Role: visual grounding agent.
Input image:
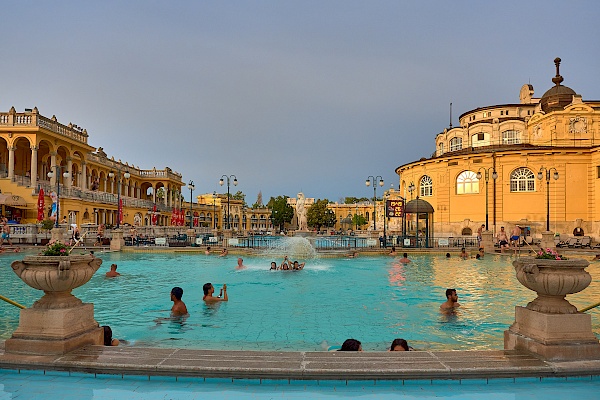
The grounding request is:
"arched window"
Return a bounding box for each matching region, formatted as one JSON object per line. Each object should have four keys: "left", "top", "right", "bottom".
{"left": 420, "top": 176, "right": 433, "bottom": 197}
{"left": 510, "top": 167, "right": 535, "bottom": 192}
{"left": 502, "top": 130, "right": 521, "bottom": 144}
{"left": 450, "top": 137, "right": 462, "bottom": 152}
{"left": 456, "top": 171, "right": 479, "bottom": 194}
{"left": 438, "top": 142, "right": 444, "bottom": 155}
{"left": 461, "top": 227, "right": 472, "bottom": 236}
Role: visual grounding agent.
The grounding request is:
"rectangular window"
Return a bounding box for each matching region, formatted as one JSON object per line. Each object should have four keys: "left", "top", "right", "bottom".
{"left": 597, "top": 166, "right": 600, "bottom": 178}
{"left": 478, "top": 133, "right": 484, "bottom": 141}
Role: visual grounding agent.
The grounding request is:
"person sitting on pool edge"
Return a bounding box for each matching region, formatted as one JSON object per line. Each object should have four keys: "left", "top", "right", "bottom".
{"left": 203, "top": 282, "right": 228, "bottom": 302}
{"left": 102, "top": 325, "right": 120, "bottom": 346}
{"left": 339, "top": 338, "right": 362, "bottom": 351}
{"left": 389, "top": 338, "right": 412, "bottom": 351}
{"left": 440, "top": 288, "right": 460, "bottom": 312}
{"left": 170, "top": 286, "right": 188, "bottom": 316}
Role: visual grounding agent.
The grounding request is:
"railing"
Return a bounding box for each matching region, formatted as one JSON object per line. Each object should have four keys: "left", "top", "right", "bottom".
{"left": 436, "top": 133, "right": 599, "bottom": 158}
{"left": 37, "top": 115, "right": 88, "bottom": 143}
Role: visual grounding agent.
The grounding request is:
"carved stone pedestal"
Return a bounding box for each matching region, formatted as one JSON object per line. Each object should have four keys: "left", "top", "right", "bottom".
{"left": 505, "top": 306, "right": 600, "bottom": 360}
{"left": 6, "top": 255, "right": 104, "bottom": 355}
{"left": 505, "top": 257, "right": 600, "bottom": 360}
{"left": 110, "top": 229, "right": 124, "bottom": 251}
{"left": 481, "top": 231, "right": 494, "bottom": 251}
{"left": 5, "top": 304, "right": 103, "bottom": 355}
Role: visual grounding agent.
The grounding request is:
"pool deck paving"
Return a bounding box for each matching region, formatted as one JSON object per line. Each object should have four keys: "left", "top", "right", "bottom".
{"left": 1, "top": 342, "right": 600, "bottom": 381}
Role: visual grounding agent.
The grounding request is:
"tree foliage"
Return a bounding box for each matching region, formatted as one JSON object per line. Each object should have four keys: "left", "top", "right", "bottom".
{"left": 232, "top": 191, "right": 246, "bottom": 206}
{"left": 266, "top": 196, "right": 294, "bottom": 230}
{"left": 344, "top": 197, "right": 370, "bottom": 204}
{"left": 352, "top": 214, "right": 367, "bottom": 229}
{"left": 307, "top": 199, "right": 336, "bottom": 231}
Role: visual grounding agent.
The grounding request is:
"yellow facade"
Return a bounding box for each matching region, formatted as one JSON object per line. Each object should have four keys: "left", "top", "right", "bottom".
{"left": 396, "top": 59, "right": 600, "bottom": 240}
{"left": 0, "top": 107, "right": 184, "bottom": 227}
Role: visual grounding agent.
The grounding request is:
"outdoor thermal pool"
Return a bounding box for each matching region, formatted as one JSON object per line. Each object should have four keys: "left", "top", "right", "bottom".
{"left": 1, "top": 250, "right": 599, "bottom": 351}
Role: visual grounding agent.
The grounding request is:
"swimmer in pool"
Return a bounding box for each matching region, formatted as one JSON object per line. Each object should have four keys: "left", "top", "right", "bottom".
{"left": 203, "top": 282, "right": 228, "bottom": 302}
{"left": 105, "top": 263, "right": 121, "bottom": 277}
{"left": 270, "top": 261, "right": 278, "bottom": 270}
{"left": 235, "top": 257, "right": 246, "bottom": 269}
{"left": 291, "top": 260, "right": 305, "bottom": 270}
{"left": 440, "top": 288, "right": 460, "bottom": 313}
{"left": 170, "top": 286, "right": 188, "bottom": 316}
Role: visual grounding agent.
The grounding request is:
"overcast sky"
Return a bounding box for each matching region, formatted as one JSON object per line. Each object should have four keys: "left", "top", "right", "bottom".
{"left": 2, "top": 1, "right": 599, "bottom": 203}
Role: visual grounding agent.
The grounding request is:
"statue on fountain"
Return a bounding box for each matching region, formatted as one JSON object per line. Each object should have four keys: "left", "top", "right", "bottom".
{"left": 297, "top": 192, "right": 308, "bottom": 231}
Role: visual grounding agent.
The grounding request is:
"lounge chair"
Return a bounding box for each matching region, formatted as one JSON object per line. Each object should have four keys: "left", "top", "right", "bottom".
{"left": 574, "top": 236, "right": 591, "bottom": 248}
{"left": 567, "top": 238, "right": 581, "bottom": 248}
{"left": 556, "top": 238, "right": 570, "bottom": 248}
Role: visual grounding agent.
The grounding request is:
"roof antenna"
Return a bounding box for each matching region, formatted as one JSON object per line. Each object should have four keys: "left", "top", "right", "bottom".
{"left": 449, "top": 102, "right": 453, "bottom": 128}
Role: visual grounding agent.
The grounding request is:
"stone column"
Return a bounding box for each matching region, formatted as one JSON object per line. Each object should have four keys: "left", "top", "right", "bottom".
{"left": 481, "top": 230, "right": 494, "bottom": 251}
{"left": 29, "top": 145, "right": 38, "bottom": 187}
{"left": 540, "top": 231, "right": 555, "bottom": 250}
{"left": 7, "top": 146, "right": 15, "bottom": 180}
{"left": 110, "top": 229, "right": 124, "bottom": 251}
{"left": 66, "top": 157, "right": 73, "bottom": 188}
{"left": 81, "top": 162, "right": 87, "bottom": 190}
{"left": 49, "top": 152, "right": 57, "bottom": 186}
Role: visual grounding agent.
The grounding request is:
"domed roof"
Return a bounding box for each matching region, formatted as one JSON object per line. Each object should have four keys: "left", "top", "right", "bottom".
{"left": 540, "top": 58, "right": 577, "bottom": 113}
{"left": 404, "top": 198, "right": 434, "bottom": 214}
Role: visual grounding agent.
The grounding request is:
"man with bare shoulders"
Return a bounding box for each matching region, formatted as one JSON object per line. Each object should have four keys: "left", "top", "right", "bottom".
{"left": 440, "top": 288, "right": 461, "bottom": 312}
{"left": 398, "top": 253, "right": 411, "bottom": 264}
{"left": 105, "top": 263, "right": 121, "bottom": 277}
{"left": 496, "top": 226, "right": 509, "bottom": 253}
{"left": 205, "top": 246, "right": 211, "bottom": 255}
{"left": 235, "top": 257, "right": 246, "bottom": 269}
{"left": 219, "top": 248, "right": 228, "bottom": 257}
{"left": 170, "top": 286, "right": 188, "bottom": 316}
{"left": 203, "top": 282, "right": 228, "bottom": 302}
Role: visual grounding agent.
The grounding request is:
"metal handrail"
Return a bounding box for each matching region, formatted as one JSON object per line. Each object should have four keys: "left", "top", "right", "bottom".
{"left": 0, "top": 294, "right": 26, "bottom": 309}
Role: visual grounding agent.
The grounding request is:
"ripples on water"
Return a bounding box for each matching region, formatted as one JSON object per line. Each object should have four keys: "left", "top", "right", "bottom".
{"left": 1, "top": 251, "right": 599, "bottom": 352}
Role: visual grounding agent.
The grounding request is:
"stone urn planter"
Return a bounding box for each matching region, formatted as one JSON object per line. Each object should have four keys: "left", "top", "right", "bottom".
{"left": 5, "top": 254, "right": 104, "bottom": 355}
{"left": 513, "top": 256, "right": 591, "bottom": 314}
{"left": 505, "top": 256, "right": 600, "bottom": 360}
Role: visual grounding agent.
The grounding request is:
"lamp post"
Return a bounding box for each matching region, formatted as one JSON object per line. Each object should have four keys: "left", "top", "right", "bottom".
{"left": 108, "top": 169, "right": 130, "bottom": 228}
{"left": 365, "top": 175, "right": 384, "bottom": 230}
{"left": 537, "top": 166, "right": 559, "bottom": 232}
{"left": 188, "top": 181, "right": 195, "bottom": 229}
{"left": 219, "top": 175, "right": 237, "bottom": 230}
{"left": 407, "top": 182, "right": 415, "bottom": 200}
{"left": 47, "top": 165, "right": 70, "bottom": 228}
{"left": 383, "top": 192, "right": 388, "bottom": 248}
{"left": 476, "top": 167, "right": 498, "bottom": 231}
{"left": 212, "top": 191, "right": 217, "bottom": 229}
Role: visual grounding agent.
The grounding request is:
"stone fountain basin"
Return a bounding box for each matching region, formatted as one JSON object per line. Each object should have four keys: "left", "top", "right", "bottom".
{"left": 11, "top": 255, "right": 102, "bottom": 293}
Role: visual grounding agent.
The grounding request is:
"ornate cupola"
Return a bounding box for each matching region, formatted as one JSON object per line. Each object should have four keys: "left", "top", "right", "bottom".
{"left": 540, "top": 57, "right": 576, "bottom": 113}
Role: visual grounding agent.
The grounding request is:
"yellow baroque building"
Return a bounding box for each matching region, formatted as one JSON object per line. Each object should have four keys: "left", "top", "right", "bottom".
{"left": 396, "top": 58, "right": 600, "bottom": 241}
{"left": 0, "top": 107, "right": 185, "bottom": 227}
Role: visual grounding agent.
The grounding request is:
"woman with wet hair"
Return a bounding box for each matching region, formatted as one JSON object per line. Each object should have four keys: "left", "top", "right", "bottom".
{"left": 102, "top": 326, "right": 119, "bottom": 346}
{"left": 389, "top": 338, "right": 410, "bottom": 351}
{"left": 339, "top": 338, "right": 362, "bottom": 351}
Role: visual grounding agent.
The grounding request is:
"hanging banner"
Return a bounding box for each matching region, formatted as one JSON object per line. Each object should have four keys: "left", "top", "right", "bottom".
{"left": 386, "top": 199, "right": 404, "bottom": 218}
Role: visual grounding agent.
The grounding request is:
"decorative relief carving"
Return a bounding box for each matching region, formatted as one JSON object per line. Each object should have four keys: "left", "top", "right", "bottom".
{"left": 569, "top": 116, "right": 587, "bottom": 134}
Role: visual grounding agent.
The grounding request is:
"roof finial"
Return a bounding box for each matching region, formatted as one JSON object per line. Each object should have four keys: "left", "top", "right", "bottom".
{"left": 552, "top": 57, "right": 563, "bottom": 86}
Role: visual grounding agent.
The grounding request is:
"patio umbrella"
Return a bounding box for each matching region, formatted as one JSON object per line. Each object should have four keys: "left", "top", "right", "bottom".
{"left": 151, "top": 204, "right": 158, "bottom": 225}
{"left": 37, "top": 189, "right": 45, "bottom": 221}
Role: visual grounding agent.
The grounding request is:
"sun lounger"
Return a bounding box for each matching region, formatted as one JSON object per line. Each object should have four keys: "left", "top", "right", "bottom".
{"left": 574, "top": 236, "right": 591, "bottom": 248}
{"left": 567, "top": 238, "right": 581, "bottom": 248}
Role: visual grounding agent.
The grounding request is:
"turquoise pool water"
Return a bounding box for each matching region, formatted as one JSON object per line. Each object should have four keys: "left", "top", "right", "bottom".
{"left": 1, "top": 369, "right": 599, "bottom": 400}
{"left": 1, "top": 251, "right": 599, "bottom": 351}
